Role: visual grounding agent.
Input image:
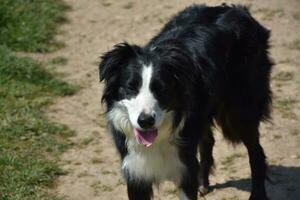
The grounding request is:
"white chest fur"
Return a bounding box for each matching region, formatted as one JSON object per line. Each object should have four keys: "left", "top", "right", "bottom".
{"left": 107, "top": 98, "right": 186, "bottom": 185}
{"left": 122, "top": 139, "right": 185, "bottom": 185}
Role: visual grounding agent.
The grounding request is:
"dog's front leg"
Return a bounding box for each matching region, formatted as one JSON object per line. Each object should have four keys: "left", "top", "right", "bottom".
{"left": 178, "top": 150, "right": 200, "bottom": 200}
{"left": 126, "top": 178, "right": 153, "bottom": 200}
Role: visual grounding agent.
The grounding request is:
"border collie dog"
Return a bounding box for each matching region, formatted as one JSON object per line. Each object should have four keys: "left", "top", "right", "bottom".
{"left": 99, "top": 4, "right": 272, "bottom": 200}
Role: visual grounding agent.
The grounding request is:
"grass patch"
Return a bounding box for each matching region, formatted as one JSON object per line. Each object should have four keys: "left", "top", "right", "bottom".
{"left": 101, "top": 170, "right": 117, "bottom": 176}
{"left": 50, "top": 57, "right": 68, "bottom": 66}
{"left": 122, "top": 2, "right": 134, "bottom": 9}
{"left": 220, "top": 153, "right": 244, "bottom": 173}
{"left": 0, "top": 46, "right": 76, "bottom": 200}
{"left": 77, "top": 172, "right": 90, "bottom": 178}
{"left": 91, "top": 158, "right": 103, "bottom": 164}
{"left": 277, "top": 58, "right": 292, "bottom": 64}
{"left": 287, "top": 39, "right": 300, "bottom": 50}
{"left": 273, "top": 134, "right": 283, "bottom": 140}
{"left": 101, "top": 1, "right": 112, "bottom": 7}
{"left": 292, "top": 12, "right": 300, "bottom": 20}
{"left": 91, "top": 181, "right": 113, "bottom": 194}
{"left": 0, "top": 0, "right": 70, "bottom": 53}
{"left": 50, "top": 56, "right": 68, "bottom": 65}
{"left": 80, "top": 137, "right": 94, "bottom": 147}
{"left": 291, "top": 130, "right": 299, "bottom": 136}
{"left": 274, "top": 97, "right": 297, "bottom": 119}
{"left": 273, "top": 71, "right": 294, "bottom": 82}
{"left": 0, "top": 48, "right": 76, "bottom": 97}
{"left": 0, "top": 1, "right": 76, "bottom": 199}
{"left": 221, "top": 153, "right": 244, "bottom": 167}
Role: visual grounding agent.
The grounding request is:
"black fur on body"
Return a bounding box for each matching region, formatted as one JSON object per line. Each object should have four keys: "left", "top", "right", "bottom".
{"left": 99, "top": 4, "right": 272, "bottom": 200}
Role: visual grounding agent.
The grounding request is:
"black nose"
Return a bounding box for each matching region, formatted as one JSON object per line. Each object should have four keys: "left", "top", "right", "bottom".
{"left": 137, "top": 112, "right": 155, "bottom": 129}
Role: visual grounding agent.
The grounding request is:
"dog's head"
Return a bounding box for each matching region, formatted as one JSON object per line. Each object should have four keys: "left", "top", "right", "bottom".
{"left": 99, "top": 42, "right": 195, "bottom": 147}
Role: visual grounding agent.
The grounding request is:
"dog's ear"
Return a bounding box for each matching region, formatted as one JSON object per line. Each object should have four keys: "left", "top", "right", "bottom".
{"left": 99, "top": 42, "right": 140, "bottom": 82}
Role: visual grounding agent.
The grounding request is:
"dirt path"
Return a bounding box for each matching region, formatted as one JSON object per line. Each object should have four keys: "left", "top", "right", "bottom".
{"left": 47, "top": 0, "right": 300, "bottom": 199}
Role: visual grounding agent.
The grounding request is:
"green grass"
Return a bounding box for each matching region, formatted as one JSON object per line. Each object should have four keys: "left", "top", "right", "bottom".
{"left": 287, "top": 39, "right": 300, "bottom": 50}
{"left": 91, "top": 181, "right": 113, "bottom": 194}
{"left": 0, "top": 46, "right": 76, "bottom": 200}
{"left": 122, "top": 2, "right": 134, "bottom": 9}
{"left": 273, "top": 71, "right": 294, "bottom": 82}
{"left": 0, "top": 48, "right": 76, "bottom": 97}
{"left": 80, "top": 137, "right": 94, "bottom": 147}
{"left": 274, "top": 97, "right": 297, "bottom": 119}
{"left": 0, "top": 1, "right": 77, "bottom": 199}
{"left": 50, "top": 57, "right": 68, "bottom": 66}
{"left": 221, "top": 153, "right": 244, "bottom": 167}
{"left": 0, "top": 0, "right": 69, "bottom": 53}
{"left": 101, "top": 1, "right": 112, "bottom": 7}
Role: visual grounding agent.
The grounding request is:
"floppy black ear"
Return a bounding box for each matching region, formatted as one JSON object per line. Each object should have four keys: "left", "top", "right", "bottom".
{"left": 99, "top": 42, "right": 140, "bottom": 82}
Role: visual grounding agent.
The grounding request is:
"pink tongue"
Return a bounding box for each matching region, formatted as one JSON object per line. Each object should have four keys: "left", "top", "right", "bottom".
{"left": 134, "top": 128, "right": 158, "bottom": 147}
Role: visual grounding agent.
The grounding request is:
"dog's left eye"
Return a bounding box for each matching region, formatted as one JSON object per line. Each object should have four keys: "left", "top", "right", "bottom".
{"left": 126, "top": 86, "right": 137, "bottom": 92}
{"left": 118, "top": 86, "right": 137, "bottom": 99}
{"left": 126, "top": 79, "right": 140, "bottom": 92}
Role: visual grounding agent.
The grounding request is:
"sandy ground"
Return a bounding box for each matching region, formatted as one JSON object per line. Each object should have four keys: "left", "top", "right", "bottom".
{"left": 43, "top": 0, "right": 300, "bottom": 199}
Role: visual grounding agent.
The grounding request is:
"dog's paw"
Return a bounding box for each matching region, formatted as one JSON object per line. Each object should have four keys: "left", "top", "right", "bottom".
{"left": 199, "top": 186, "right": 209, "bottom": 196}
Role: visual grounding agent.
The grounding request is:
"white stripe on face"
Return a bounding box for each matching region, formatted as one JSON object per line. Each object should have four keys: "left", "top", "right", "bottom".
{"left": 121, "top": 64, "right": 164, "bottom": 130}
{"left": 138, "top": 65, "right": 155, "bottom": 114}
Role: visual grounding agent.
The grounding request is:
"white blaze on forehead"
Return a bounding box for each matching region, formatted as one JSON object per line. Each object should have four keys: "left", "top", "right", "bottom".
{"left": 139, "top": 65, "right": 155, "bottom": 113}
{"left": 121, "top": 64, "right": 164, "bottom": 130}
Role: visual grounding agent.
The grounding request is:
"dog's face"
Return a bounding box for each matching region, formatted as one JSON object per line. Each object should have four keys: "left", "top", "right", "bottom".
{"left": 100, "top": 43, "right": 192, "bottom": 147}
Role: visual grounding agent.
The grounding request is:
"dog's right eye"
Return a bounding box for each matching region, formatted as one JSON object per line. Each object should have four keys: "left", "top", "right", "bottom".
{"left": 126, "top": 86, "right": 137, "bottom": 93}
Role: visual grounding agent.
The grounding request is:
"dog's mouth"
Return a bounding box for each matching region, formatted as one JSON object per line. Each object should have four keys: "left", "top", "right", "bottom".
{"left": 133, "top": 128, "right": 158, "bottom": 147}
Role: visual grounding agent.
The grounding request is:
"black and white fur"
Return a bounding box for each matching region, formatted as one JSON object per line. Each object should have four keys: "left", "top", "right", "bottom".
{"left": 99, "top": 4, "right": 272, "bottom": 200}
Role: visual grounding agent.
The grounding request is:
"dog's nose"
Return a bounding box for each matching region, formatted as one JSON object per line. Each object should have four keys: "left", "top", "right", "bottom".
{"left": 137, "top": 112, "right": 155, "bottom": 129}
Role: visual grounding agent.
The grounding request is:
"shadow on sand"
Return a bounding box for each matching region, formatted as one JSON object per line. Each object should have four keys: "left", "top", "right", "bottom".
{"left": 210, "top": 165, "right": 300, "bottom": 200}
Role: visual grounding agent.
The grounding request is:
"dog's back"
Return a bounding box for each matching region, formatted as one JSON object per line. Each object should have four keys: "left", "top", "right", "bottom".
{"left": 147, "top": 4, "right": 272, "bottom": 125}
